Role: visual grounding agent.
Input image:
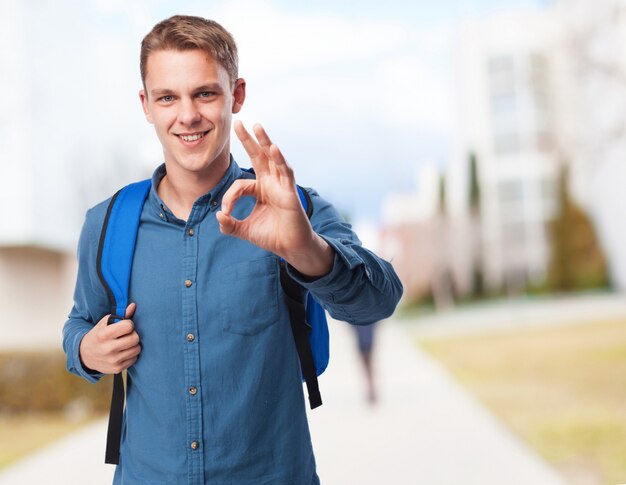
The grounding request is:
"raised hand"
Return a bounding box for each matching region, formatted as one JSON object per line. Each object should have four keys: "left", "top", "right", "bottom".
{"left": 216, "top": 121, "right": 334, "bottom": 277}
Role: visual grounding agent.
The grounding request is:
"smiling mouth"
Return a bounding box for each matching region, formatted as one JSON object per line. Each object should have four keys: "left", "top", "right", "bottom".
{"left": 176, "top": 131, "right": 209, "bottom": 142}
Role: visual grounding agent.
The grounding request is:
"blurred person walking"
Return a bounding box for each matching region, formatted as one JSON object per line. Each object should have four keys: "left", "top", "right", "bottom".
{"left": 353, "top": 322, "right": 379, "bottom": 404}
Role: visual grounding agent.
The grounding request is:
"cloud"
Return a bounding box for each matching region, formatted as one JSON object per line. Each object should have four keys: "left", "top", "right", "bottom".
{"left": 209, "top": 1, "right": 410, "bottom": 72}
{"left": 197, "top": 0, "right": 456, "bottom": 135}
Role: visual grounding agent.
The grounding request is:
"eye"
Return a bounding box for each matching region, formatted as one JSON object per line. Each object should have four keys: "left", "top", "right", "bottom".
{"left": 197, "top": 91, "right": 216, "bottom": 99}
{"left": 159, "top": 95, "right": 174, "bottom": 103}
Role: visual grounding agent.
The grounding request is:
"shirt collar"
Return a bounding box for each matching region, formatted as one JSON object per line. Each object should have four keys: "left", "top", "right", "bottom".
{"left": 147, "top": 155, "right": 244, "bottom": 224}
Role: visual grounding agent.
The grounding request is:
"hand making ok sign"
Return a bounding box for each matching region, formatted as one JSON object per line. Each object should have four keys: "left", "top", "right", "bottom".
{"left": 216, "top": 121, "right": 334, "bottom": 277}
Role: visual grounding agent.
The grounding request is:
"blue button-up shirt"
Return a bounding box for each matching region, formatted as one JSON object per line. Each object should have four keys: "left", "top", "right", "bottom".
{"left": 63, "top": 158, "right": 402, "bottom": 484}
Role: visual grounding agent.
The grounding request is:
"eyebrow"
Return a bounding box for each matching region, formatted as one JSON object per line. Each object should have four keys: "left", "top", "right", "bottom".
{"left": 151, "top": 88, "right": 176, "bottom": 97}
{"left": 194, "top": 84, "right": 223, "bottom": 92}
{"left": 150, "top": 84, "right": 223, "bottom": 97}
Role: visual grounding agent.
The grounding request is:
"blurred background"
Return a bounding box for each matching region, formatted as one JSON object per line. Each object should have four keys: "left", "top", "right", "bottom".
{"left": 1, "top": 0, "right": 625, "bottom": 484}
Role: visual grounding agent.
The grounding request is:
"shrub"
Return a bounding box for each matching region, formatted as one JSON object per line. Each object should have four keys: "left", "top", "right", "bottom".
{"left": 0, "top": 351, "right": 111, "bottom": 416}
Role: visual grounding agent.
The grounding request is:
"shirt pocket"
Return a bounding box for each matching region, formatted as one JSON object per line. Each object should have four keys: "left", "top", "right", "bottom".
{"left": 218, "top": 255, "right": 280, "bottom": 336}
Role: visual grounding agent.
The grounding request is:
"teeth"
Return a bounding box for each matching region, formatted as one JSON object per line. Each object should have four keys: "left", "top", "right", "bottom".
{"left": 180, "top": 132, "right": 205, "bottom": 142}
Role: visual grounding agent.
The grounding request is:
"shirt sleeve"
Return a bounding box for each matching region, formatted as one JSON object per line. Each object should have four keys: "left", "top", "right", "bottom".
{"left": 62, "top": 204, "right": 111, "bottom": 383}
{"left": 285, "top": 187, "right": 403, "bottom": 325}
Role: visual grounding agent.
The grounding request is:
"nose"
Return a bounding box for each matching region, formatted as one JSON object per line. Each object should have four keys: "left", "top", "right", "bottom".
{"left": 177, "top": 98, "right": 201, "bottom": 126}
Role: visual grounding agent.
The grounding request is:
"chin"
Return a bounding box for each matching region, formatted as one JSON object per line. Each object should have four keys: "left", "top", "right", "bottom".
{"left": 178, "top": 155, "right": 222, "bottom": 173}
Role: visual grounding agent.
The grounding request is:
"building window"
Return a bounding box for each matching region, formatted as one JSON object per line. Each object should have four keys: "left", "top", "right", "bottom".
{"left": 530, "top": 53, "right": 552, "bottom": 152}
{"left": 540, "top": 177, "right": 558, "bottom": 218}
{"left": 488, "top": 52, "right": 554, "bottom": 155}
{"left": 502, "top": 220, "right": 526, "bottom": 245}
{"left": 488, "top": 55, "right": 520, "bottom": 155}
{"left": 499, "top": 180, "right": 524, "bottom": 204}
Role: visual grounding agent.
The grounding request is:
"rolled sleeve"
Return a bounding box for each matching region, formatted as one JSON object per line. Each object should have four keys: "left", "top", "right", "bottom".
{"left": 285, "top": 234, "right": 364, "bottom": 296}
{"left": 64, "top": 322, "right": 104, "bottom": 383}
{"left": 62, "top": 203, "right": 111, "bottom": 384}
{"left": 284, "top": 188, "right": 403, "bottom": 324}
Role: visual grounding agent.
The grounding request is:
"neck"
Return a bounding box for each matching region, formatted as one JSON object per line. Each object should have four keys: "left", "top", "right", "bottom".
{"left": 157, "top": 156, "right": 231, "bottom": 221}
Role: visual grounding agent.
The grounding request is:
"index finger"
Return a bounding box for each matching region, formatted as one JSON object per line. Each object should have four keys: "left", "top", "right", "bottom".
{"left": 234, "top": 121, "right": 269, "bottom": 175}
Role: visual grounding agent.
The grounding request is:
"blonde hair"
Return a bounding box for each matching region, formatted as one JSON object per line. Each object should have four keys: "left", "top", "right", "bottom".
{"left": 140, "top": 15, "right": 238, "bottom": 87}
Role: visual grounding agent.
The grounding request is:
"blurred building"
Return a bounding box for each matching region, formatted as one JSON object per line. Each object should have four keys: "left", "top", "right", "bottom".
{"left": 380, "top": 165, "right": 459, "bottom": 307}
{"left": 450, "top": 2, "right": 626, "bottom": 294}
{"left": 388, "top": 2, "right": 626, "bottom": 302}
{"left": 451, "top": 9, "right": 561, "bottom": 292}
{"left": 0, "top": 0, "right": 85, "bottom": 349}
{"left": 0, "top": 247, "right": 78, "bottom": 350}
{"left": 382, "top": 10, "right": 565, "bottom": 301}
{"left": 0, "top": 1, "right": 153, "bottom": 349}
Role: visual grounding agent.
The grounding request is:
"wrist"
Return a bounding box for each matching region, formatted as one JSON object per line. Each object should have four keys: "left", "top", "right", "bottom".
{"left": 283, "top": 233, "right": 334, "bottom": 278}
{"left": 79, "top": 335, "right": 97, "bottom": 374}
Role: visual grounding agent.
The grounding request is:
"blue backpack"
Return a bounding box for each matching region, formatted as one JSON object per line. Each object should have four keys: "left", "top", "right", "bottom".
{"left": 98, "top": 177, "right": 329, "bottom": 465}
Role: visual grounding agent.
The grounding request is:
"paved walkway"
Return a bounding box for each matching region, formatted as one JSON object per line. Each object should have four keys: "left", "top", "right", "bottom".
{"left": 0, "top": 318, "right": 567, "bottom": 485}
{"left": 405, "top": 292, "right": 626, "bottom": 340}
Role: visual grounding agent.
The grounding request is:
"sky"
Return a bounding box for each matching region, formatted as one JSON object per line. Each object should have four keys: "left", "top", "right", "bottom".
{"left": 3, "top": 0, "right": 549, "bottom": 245}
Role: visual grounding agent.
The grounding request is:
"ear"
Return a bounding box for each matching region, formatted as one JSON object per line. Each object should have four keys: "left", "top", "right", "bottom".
{"left": 231, "top": 78, "right": 246, "bottom": 114}
{"left": 139, "top": 89, "right": 154, "bottom": 124}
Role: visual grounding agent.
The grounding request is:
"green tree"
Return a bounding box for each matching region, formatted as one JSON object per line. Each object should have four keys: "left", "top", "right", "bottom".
{"left": 469, "top": 152, "right": 481, "bottom": 213}
{"left": 548, "top": 166, "right": 610, "bottom": 291}
{"left": 468, "top": 152, "right": 485, "bottom": 298}
{"left": 438, "top": 173, "right": 446, "bottom": 215}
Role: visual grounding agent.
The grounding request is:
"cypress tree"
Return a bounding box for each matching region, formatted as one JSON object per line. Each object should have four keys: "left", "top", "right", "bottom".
{"left": 548, "top": 166, "right": 610, "bottom": 291}
{"left": 468, "top": 152, "right": 485, "bottom": 297}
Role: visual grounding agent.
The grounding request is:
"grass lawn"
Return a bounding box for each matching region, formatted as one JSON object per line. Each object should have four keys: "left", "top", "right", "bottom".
{"left": 0, "top": 414, "right": 97, "bottom": 470}
{"left": 417, "top": 319, "right": 626, "bottom": 485}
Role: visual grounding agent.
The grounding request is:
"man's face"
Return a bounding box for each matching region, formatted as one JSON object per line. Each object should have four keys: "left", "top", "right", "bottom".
{"left": 140, "top": 49, "right": 245, "bottom": 177}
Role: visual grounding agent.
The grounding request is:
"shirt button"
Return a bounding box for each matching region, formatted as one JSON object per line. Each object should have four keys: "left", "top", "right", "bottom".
{"left": 187, "top": 228, "right": 195, "bottom": 236}
{"left": 211, "top": 200, "right": 218, "bottom": 208}
{"left": 187, "top": 333, "right": 195, "bottom": 342}
{"left": 189, "top": 386, "right": 198, "bottom": 396}
{"left": 191, "top": 441, "right": 199, "bottom": 450}
{"left": 159, "top": 212, "right": 165, "bottom": 219}
{"left": 185, "top": 279, "right": 193, "bottom": 288}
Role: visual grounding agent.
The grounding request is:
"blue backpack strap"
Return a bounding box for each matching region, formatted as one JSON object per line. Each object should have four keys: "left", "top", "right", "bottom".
{"left": 294, "top": 186, "right": 329, "bottom": 375}
{"left": 297, "top": 184, "right": 313, "bottom": 218}
{"left": 306, "top": 295, "right": 329, "bottom": 376}
{"left": 96, "top": 179, "right": 151, "bottom": 465}
{"left": 97, "top": 179, "right": 152, "bottom": 323}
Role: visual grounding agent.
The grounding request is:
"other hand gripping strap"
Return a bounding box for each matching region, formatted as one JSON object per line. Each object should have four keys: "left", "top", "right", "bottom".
{"left": 96, "top": 179, "right": 151, "bottom": 465}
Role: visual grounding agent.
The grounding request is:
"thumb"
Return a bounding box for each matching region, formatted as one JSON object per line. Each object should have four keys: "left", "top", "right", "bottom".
{"left": 216, "top": 211, "right": 240, "bottom": 237}
{"left": 125, "top": 302, "right": 137, "bottom": 319}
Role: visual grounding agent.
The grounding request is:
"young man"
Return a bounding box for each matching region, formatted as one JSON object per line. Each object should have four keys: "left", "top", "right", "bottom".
{"left": 63, "top": 15, "right": 402, "bottom": 484}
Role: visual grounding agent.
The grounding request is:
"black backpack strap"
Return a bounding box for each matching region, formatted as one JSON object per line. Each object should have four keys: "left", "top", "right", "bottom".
{"left": 279, "top": 261, "right": 322, "bottom": 409}
{"left": 97, "top": 189, "right": 125, "bottom": 465}
{"left": 105, "top": 371, "right": 125, "bottom": 464}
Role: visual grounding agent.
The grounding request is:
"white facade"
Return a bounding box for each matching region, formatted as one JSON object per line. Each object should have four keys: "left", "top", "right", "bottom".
{"left": 0, "top": 1, "right": 156, "bottom": 349}
{"left": 0, "top": 248, "right": 77, "bottom": 350}
{"left": 453, "top": 10, "right": 563, "bottom": 291}
{"left": 451, "top": 3, "right": 626, "bottom": 292}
